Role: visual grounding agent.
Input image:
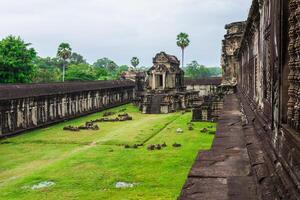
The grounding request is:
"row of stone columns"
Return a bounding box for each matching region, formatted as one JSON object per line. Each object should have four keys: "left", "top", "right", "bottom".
{"left": 0, "top": 88, "right": 134, "bottom": 136}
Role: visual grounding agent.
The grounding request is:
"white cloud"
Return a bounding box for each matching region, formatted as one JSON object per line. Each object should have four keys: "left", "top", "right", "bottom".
{"left": 0, "top": 0, "right": 252, "bottom": 66}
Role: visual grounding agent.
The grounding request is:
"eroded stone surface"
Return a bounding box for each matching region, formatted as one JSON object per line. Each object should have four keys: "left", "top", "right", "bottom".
{"left": 178, "top": 94, "right": 257, "bottom": 200}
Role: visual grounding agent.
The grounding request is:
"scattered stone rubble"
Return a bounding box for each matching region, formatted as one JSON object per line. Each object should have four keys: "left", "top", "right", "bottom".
{"left": 63, "top": 126, "right": 80, "bottom": 132}
{"left": 78, "top": 122, "right": 99, "bottom": 130}
{"left": 103, "top": 111, "right": 115, "bottom": 117}
{"left": 200, "top": 128, "right": 208, "bottom": 133}
{"left": 63, "top": 113, "right": 132, "bottom": 132}
{"left": 172, "top": 143, "right": 182, "bottom": 148}
{"left": 92, "top": 113, "right": 133, "bottom": 123}
{"left": 176, "top": 128, "right": 183, "bottom": 133}
{"left": 188, "top": 123, "right": 194, "bottom": 131}
{"left": 23, "top": 181, "right": 55, "bottom": 190}
{"left": 147, "top": 142, "right": 167, "bottom": 151}
{"left": 124, "top": 144, "right": 143, "bottom": 149}
{"left": 63, "top": 121, "right": 99, "bottom": 132}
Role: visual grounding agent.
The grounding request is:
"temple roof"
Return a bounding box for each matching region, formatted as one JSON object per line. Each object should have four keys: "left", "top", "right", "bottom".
{"left": 0, "top": 80, "right": 135, "bottom": 100}
{"left": 153, "top": 51, "right": 180, "bottom": 65}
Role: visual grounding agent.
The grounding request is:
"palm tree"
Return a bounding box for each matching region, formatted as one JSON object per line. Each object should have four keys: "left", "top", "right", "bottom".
{"left": 57, "top": 43, "right": 72, "bottom": 82}
{"left": 176, "top": 33, "right": 190, "bottom": 68}
{"left": 131, "top": 57, "right": 140, "bottom": 70}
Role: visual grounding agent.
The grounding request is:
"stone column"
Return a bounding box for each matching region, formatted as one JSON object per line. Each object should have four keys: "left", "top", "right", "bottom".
{"left": 152, "top": 74, "right": 156, "bottom": 89}
{"left": 163, "top": 73, "right": 166, "bottom": 89}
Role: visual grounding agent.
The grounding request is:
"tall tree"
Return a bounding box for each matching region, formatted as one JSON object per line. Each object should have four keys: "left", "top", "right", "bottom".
{"left": 0, "top": 35, "right": 37, "bottom": 83}
{"left": 130, "top": 57, "right": 139, "bottom": 70}
{"left": 176, "top": 32, "right": 190, "bottom": 68}
{"left": 57, "top": 43, "right": 72, "bottom": 82}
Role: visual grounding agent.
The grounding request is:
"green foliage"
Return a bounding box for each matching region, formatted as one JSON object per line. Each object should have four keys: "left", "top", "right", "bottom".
{"left": 92, "top": 58, "right": 131, "bottom": 80}
{"left": 0, "top": 36, "right": 149, "bottom": 83}
{"left": 0, "top": 35, "right": 37, "bottom": 83}
{"left": 94, "top": 66, "right": 109, "bottom": 79}
{"left": 176, "top": 32, "right": 190, "bottom": 68}
{"left": 33, "top": 57, "right": 61, "bottom": 82}
{"left": 69, "top": 52, "right": 87, "bottom": 65}
{"left": 184, "top": 61, "right": 222, "bottom": 78}
{"left": 65, "top": 63, "right": 97, "bottom": 81}
{"left": 57, "top": 42, "right": 72, "bottom": 82}
{"left": 118, "top": 64, "right": 129, "bottom": 72}
{"left": 93, "top": 57, "right": 118, "bottom": 73}
{"left": 57, "top": 43, "right": 72, "bottom": 60}
{"left": 176, "top": 32, "right": 190, "bottom": 50}
{"left": 207, "top": 67, "right": 222, "bottom": 77}
{"left": 130, "top": 57, "right": 139, "bottom": 69}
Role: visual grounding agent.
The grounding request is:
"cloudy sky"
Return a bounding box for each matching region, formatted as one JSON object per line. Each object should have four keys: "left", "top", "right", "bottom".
{"left": 0, "top": 0, "right": 252, "bottom": 67}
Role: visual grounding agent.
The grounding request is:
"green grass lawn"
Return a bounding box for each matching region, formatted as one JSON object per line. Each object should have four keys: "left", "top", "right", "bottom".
{"left": 0, "top": 104, "right": 215, "bottom": 200}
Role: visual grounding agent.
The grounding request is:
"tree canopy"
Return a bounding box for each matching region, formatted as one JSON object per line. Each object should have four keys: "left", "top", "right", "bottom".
{"left": 93, "top": 58, "right": 118, "bottom": 73}
{"left": 184, "top": 61, "right": 221, "bottom": 78}
{"left": 33, "top": 57, "right": 61, "bottom": 83}
{"left": 57, "top": 42, "right": 72, "bottom": 82}
{"left": 0, "top": 35, "right": 221, "bottom": 84}
{"left": 0, "top": 35, "right": 37, "bottom": 83}
{"left": 176, "top": 33, "right": 190, "bottom": 50}
{"left": 176, "top": 32, "right": 190, "bottom": 68}
{"left": 70, "top": 52, "right": 87, "bottom": 65}
{"left": 65, "top": 63, "right": 97, "bottom": 81}
{"left": 131, "top": 57, "right": 139, "bottom": 69}
{"left": 57, "top": 43, "right": 72, "bottom": 61}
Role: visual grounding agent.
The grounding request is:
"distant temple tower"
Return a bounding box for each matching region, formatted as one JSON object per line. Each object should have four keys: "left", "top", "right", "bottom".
{"left": 141, "top": 52, "right": 197, "bottom": 114}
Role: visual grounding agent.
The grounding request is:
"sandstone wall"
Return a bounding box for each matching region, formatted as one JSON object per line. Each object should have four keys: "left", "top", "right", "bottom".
{"left": 185, "top": 77, "right": 221, "bottom": 96}
{"left": 235, "top": 0, "right": 300, "bottom": 198}
{"left": 221, "top": 21, "right": 246, "bottom": 85}
{"left": 0, "top": 80, "right": 135, "bottom": 137}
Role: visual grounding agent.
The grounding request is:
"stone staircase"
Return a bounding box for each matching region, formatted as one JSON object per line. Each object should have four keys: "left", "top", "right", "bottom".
{"left": 150, "top": 95, "right": 163, "bottom": 114}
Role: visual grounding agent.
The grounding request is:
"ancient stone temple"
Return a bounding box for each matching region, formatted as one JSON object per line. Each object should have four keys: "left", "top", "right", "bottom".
{"left": 140, "top": 52, "right": 198, "bottom": 114}
{"left": 179, "top": 0, "right": 300, "bottom": 199}
{"left": 221, "top": 21, "right": 246, "bottom": 88}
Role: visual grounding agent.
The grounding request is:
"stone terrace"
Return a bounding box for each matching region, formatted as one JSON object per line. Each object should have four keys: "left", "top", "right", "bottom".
{"left": 178, "top": 94, "right": 281, "bottom": 200}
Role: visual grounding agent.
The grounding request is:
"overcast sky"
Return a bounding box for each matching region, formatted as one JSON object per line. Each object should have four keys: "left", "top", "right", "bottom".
{"left": 0, "top": 0, "right": 252, "bottom": 67}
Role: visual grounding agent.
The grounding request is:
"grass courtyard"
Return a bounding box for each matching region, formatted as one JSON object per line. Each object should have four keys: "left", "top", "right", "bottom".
{"left": 0, "top": 104, "right": 215, "bottom": 200}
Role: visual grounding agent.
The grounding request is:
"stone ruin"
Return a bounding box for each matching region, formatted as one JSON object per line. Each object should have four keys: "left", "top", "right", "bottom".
{"left": 220, "top": 21, "right": 246, "bottom": 93}
{"left": 63, "top": 121, "right": 99, "bottom": 132}
{"left": 63, "top": 112, "right": 132, "bottom": 132}
{"left": 192, "top": 95, "right": 223, "bottom": 122}
{"left": 0, "top": 80, "right": 135, "bottom": 137}
{"left": 179, "top": 1, "right": 300, "bottom": 199}
{"left": 92, "top": 113, "right": 133, "bottom": 122}
{"left": 137, "top": 52, "right": 199, "bottom": 114}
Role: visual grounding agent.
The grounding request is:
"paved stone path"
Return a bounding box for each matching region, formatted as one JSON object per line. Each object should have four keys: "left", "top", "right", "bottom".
{"left": 178, "top": 94, "right": 258, "bottom": 200}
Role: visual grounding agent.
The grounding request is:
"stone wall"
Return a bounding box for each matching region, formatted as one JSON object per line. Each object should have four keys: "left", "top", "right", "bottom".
{"left": 185, "top": 77, "right": 221, "bottom": 96}
{"left": 221, "top": 21, "right": 246, "bottom": 86}
{"left": 0, "top": 80, "right": 135, "bottom": 137}
{"left": 192, "top": 95, "right": 223, "bottom": 122}
{"left": 233, "top": 0, "right": 300, "bottom": 198}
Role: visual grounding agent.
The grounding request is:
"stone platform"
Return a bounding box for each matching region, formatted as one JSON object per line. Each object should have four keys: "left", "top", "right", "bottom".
{"left": 178, "top": 94, "right": 281, "bottom": 200}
